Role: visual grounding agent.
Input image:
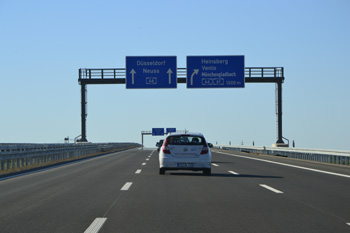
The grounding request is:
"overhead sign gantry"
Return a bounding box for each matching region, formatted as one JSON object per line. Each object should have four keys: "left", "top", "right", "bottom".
{"left": 78, "top": 55, "right": 286, "bottom": 147}
{"left": 141, "top": 128, "right": 178, "bottom": 147}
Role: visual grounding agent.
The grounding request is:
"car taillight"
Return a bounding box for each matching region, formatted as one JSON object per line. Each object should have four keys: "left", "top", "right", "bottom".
{"left": 162, "top": 139, "right": 171, "bottom": 154}
{"left": 200, "top": 139, "right": 209, "bottom": 155}
{"left": 200, "top": 146, "right": 209, "bottom": 154}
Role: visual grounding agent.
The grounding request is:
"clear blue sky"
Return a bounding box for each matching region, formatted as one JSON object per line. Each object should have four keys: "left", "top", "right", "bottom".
{"left": 1, "top": 0, "right": 349, "bottom": 150}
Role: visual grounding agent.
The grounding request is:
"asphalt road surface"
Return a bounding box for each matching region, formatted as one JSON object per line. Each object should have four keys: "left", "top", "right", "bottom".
{"left": 1, "top": 148, "right": 350, "bottom": 233}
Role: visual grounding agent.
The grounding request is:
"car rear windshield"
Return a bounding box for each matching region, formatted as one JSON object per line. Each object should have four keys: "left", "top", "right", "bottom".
{"left": 167, "top": 135, "right": 206, "bottom": 145}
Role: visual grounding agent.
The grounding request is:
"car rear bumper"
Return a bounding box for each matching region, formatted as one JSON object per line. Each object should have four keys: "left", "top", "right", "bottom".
{"left": 159, "top": 158, "right": 211, "bottom": 169}
{"left": 160, "top": 167, "right": 210, "bottom": 172}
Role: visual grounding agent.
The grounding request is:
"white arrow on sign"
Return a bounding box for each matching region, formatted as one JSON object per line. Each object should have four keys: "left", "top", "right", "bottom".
{"left": 190, "top": 69, "right": 199, "bottom": 85}
{"left": 130, "top": 69, "right": 136, "bottom": 85}
{"left": 167, "top": 68, "right": 173, "bottom": 84}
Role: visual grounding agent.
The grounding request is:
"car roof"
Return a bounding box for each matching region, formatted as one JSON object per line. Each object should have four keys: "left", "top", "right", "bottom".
{"left": 166, "top": 132, "right": 204, "bottom": 137}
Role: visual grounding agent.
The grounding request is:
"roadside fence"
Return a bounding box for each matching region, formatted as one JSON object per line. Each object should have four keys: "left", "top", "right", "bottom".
{"left": 0, "top": 143, "right": 141, "bottom": 174}
{"left": 216, "top": 145, "right": 350, "bottom": 166}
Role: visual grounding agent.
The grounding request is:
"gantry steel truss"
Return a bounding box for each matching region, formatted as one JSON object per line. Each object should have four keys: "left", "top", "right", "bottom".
{"left": 78, "top": 67, "right": 286, "bottom": 146}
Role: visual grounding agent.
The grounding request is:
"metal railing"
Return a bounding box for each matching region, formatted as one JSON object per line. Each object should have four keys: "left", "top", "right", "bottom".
{"left": 79, "top": 68, "right": 126, "bottom": 79}
{"left": 245, "top": 67, "right": 284, "bottom": 78}
{"left": 0, "top": 143, "right": 141, "bottom": 174}
{"left": 216, "top": 146, "right": 350, "bottom": 166}
{"left": 79, "top": 67, "right": 284, "bottom": 80}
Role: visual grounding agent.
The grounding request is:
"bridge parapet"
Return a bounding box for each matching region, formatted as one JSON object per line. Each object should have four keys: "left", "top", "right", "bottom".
{"left": 0, "top": 143, "right": 141, "bottom": 175}
{"left": 216, "top": 145, "right": 350, "bottom": 166}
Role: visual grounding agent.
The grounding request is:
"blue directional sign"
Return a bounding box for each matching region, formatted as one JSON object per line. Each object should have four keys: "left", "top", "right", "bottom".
{"left": 152, "top": 128, "right": 165, "bottom": 136}
{"left": 166, "top": 128, "right": 176, "bottom": 134}
{"left": 126, "top": 56, "right": 177, "bottom": 89}
{"left": 186, "top": 56, "right": 245, "bottom": 88}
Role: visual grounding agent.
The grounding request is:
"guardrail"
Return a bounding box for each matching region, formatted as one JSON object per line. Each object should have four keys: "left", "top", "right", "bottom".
{"left": 215, "top": 145, "right": 350, "bottom": 166}
{"left": 0, "top": 143, "right": 141, "bottom": 174}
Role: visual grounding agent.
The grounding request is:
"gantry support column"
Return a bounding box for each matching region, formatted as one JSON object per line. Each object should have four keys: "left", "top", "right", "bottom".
{"left": 275, "top": 80, "right": 286, "bottom": 146}
{"left": 80, "top": 83, "right": 88, "bottom": 142}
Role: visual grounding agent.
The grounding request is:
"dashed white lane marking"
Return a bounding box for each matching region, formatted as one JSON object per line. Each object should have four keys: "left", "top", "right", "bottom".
{"left": 228, "top": 170, "right": 239, "bottom": 175}
{"left": 216, "top": 151, "right": 350, "bottom": 179}
{"left": 135, "top": 169, "right": 142, "bottom": 174}
{"left": 84, "top": 218, "right": 107, "bottom": 233}
{"left": 347, "top": 222, "right": 350, "bottom": 226}
{"left": 146, "top": 158, "right": 149, "bottom": 161}
{"left": 121, "top": 182, "right": 133, "bottom": 191}
{"left": 148, "top": 155, "right": 151, "bottom": 158}
{"left": 212, "top": 163, "right": 219, "bottom": 167}
{"left": 142, "top": 163, "right": 146, "bottom": 166}
{"left": 260, "top": 184, "right": 283, "bottom": 194}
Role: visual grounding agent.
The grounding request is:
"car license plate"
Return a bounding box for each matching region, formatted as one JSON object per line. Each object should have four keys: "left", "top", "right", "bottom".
{"left": 177, "top": 163, "right": 194, "bottom": 168}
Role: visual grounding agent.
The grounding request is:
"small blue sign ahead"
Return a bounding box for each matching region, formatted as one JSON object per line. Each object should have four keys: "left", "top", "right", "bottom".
{"left": 187, "top": 56, "right": 245, "bottom": 88}
{"left": 126, "top": 56, "right": 177, "bottom": 89}
{"left": 166, "top": 128, "right": 176, "bottom": 134}
{"left": 152, "top": 128, "right": 165, "bottom": 136}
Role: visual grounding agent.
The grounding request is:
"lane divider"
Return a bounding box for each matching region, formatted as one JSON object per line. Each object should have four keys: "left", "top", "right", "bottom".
{"left": 84, "top": 218, "right": 107, "bottom": 233}
{"left": 98, "top": 151, "right": 151, "bottom": 221}
{"left": 212, "top": 163, "right": 219, "bottom": 167}
{"left": 135, "top": 169, "right": 142, "bottom": 174}
{"left": 260, "top": 184, "right": 283, "bottom": 194}
{"left": 121, "top": 182, "right": 133, "bottom": 191}
{"left": 228, "top": 170, "right": 239, "bottom": 175}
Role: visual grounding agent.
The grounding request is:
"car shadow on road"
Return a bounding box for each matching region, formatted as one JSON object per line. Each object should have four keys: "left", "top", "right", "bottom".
{"left": 169, "top": 172, "right": 283, "bottom": 179}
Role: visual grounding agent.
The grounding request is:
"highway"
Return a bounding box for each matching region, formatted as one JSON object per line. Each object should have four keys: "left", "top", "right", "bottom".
{"left": 1, "top": 148, "right": 350, "bottom": 233}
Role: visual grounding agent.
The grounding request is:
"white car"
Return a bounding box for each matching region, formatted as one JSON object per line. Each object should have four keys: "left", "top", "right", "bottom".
{"left": 159, "top": 132, "right": 212, "bottom": 175}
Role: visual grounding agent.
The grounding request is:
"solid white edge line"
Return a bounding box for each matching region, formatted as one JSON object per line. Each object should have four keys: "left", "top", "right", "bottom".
{"left": 260, "top": 184, "right": 284, "bottom": 194}
{"left": 84, "top": 218, "right": 107, "bottom": 233}
{"left": 135, "top": 169, "right": 142, "bottom": 174}
{"left": 212, "top": 163, "right": 219, "bottom": 167}
{"left": 228, "top": 170, "right": 239, "bottom": 175}
{"left": 216, "top": 151, "right": 350, "bottom": 179}
{"left": 121, "top": 182, "right": 133, "bottom": 191}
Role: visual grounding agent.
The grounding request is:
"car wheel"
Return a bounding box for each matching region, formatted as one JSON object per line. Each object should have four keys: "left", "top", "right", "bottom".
{"left": 159, "top": 168, "right": 165, "bottom": 175}
{"left": 203, "top": 168, "right": 211, "bottom": 176}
